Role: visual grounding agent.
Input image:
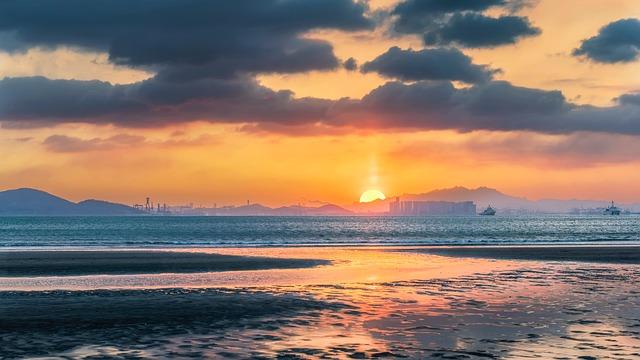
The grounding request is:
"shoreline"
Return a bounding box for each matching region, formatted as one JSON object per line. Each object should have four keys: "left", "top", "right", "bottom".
{"left": 2, "top": 244, "right": 639, "bottom": 278}
{"left": 404, "top": 245, "right": 640, "bottom": 264}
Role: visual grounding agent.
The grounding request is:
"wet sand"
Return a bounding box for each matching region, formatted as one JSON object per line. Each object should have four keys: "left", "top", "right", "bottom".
{"left": 0, "top": 250, "right": 329, "bottom": 277}
{"left": 405, "top": 245, "right": 640, "bottom": 264}
{"left": 1, "top": 247, "right": 640, "bottom": 359}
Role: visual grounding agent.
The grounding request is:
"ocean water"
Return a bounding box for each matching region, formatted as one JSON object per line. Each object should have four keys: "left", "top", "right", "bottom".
{"left": 0, "top": 215, "right": 639, "bottom": 248}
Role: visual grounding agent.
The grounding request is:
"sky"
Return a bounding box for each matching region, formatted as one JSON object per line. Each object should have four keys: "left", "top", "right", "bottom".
{"left": 1, "top": 0, "right": 640, "bottom": 206}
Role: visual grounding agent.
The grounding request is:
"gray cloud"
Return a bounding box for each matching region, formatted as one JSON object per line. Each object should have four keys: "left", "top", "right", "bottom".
{"left": 42, "top": 133, "right": 217, "bottom": 152}
{"left": 2, "top": 75, "right": 640, "bottom": 136}
{"left": 618, "top": 93, "right": 640, "bottom": 106}
{"left": 0, "top": 0, "right": 372, "bottom": 78}
{"left": 361, "top": 46, "right": 497, "bottom": 83}
{"left": 423, "top": 13, "right": 541, "bottom": 48}
{"left": 392, "top": 0, "right": 506, "bottom": 32}
{"left": 0, "top": 76, "right": 332, "bottom": 127}
{"left": 333, "top": 81, "right": 640, "bottom": 135}
{"left": 573, "top": 18, "right": 640, "bottom": 63}
{"left": 0, "top": 0, "right": 637, "bottom": 137}
{"left": 43, "top": 134, "right": 145, "bottom": 152}
{"left": 0, "top": 0, "right": 375, "bottom": 129}
{"left": 392, "top": 131, "right": 640, "bottom": 167}
{"left": 390, "top": 0, "right": 540, "bottom": 48}
{"left": 343, "top": 57, "right": 358, "bottom": 71}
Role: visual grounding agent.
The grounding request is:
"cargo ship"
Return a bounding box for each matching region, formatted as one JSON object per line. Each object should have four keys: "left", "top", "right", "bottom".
{"left": 480, "top": 205, "right": 496, "bottom": 216}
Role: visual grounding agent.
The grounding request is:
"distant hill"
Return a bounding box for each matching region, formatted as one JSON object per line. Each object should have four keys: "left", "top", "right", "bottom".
{"left": 272, "top": 204, "right": 353, "bottom": 216}
{"left": 350, "top": 186, "right": 639, "bottom": 214}
{"left": 3, "top": 186, "right": 637, "bottom": 216}
{"left": 201, "top": 203, "right": 353, "bottom": 216}
{"left": 0, "top": 188, "right": 143, "bottom": 215}
{"left": 76, "top": 199, "right": 144, "bottom": 215}
{"left": 220, "top": 203, "right": 274, "bottom": 216}
{"left": 400, "top": 186, "right": 531, "bottom": 209}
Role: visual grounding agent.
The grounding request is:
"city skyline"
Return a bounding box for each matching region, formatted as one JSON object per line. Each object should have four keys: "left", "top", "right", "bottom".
{"left": 1, "top": 0, "right": 640, "bottom": 205}
{"left": 1, "top": 185, "right": 637, "bottom": 216}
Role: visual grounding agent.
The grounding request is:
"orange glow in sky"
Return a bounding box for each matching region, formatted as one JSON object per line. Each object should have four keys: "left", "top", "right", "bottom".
{"left": 1, "top": 0, "right": 640, "bottom": 206}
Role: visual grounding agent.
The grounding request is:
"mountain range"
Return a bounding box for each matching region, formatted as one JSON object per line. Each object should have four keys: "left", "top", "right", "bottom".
{"left": 171, "top": 203, "right": 353, "bottom": 216}
{"left": 0, "top": 186, "right": 637, "bottom": 216}
{"left": 351, "top": 186, "right": 639, "bottom": 213}
{"left": 0, "top": 188, "right": 353, "bottom": 216}
{"left": 0, "top": 188, "right": 143, "bottom": 215}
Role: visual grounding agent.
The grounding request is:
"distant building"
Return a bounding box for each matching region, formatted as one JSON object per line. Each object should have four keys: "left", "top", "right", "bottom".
{"left": 389, "top": 197, "right": 476, "bottom": 216}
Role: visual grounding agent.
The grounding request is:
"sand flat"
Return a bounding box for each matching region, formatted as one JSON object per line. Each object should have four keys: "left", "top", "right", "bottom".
{"left": 1, "top": 249, "right": 639, "bottom": 359}
{"left": 0, "top": 250, "right": 329, "bottom": 277}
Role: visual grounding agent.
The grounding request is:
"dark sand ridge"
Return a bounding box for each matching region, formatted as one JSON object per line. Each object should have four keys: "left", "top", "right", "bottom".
{"left": 405, "top": 245, "right": 640, "bottom": 264}
{"left": 0, "top": 251, "right": 330, "bottom": 277}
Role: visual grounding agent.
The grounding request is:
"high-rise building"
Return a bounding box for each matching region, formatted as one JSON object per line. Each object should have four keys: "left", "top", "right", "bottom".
{"left": 389, "top": 198, "right": 476, "bottom": 215}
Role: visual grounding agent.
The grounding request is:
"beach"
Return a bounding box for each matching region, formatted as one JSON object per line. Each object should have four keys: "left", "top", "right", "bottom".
{"left": 2, "top": 246, "right": 640, "bottom": 359}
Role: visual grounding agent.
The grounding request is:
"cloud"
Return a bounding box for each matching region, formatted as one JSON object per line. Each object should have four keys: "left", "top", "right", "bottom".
{"left": 423, "top": 13, "right": 541, "bottom": 48}
{"left": 573, "top": 18, "right": 640, "bottom": 63}
{"left": 0, "top": 75, "right": 333, "bottom": 127}
{"left": 3, "top": 76, "right": 640, "bottom": 136}
{"left": 340, "top": 80, "right": 568, "bottom": 130}
{"left": 343, "top": 57, "right": 358, "bottom": 71}
{"left": 618, "top": 93, "right": 640, "bottom": 106}
{"left": 42, "top": 133, "right": 217, "bottom": 152}
{"left": 0, "top": 1, "right": 376, "bottom": 129}
{"left": 12, "top": 137, "right": 32, "bottom": 142}
{"left": 391, "top": 131, "right": 640, "bottom": 168}
{"left": 332, "top": 80, "right": 640, "bottom": 135}
{"left": 392, "top": 0, "right": 506, "bottom": 32}
{"left": 361, "top": 46, "right": 497, "bottom": 83}
{"left": 43, "top": 134, "right": 145, "bottom": 152}
{"left": 390, "top": 0, "right": 540, "bottom": 48}
{"left": 0, "top": 1, "right": 637, "bottom": 137}
{"left": 0, "top": 0, "right": 372, "bottom": 76}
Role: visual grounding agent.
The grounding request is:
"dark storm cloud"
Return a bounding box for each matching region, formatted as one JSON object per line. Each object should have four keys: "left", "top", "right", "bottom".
{"left": 423, "top": 13, "right": 541, "bottom": 48}
{"left": 573, "top": 18, "right": 640, "bottom": 63}
{"left": 0, "top": 0, "right": 638, "bottom": 136}
{"left": 2, "top": 76, "right": 640, "bottom": 135}
{"left": 0, "top": 0, "right": 374, "bottom": 128}
{"left": 343, "top": 57, "right": 358, "bottom": 71}
{"left": 395, "top": 0, "right": 506, "bottom": 14}
{"left": 332, "top": 80, "right": 640, "bottom": 135}
{"left": 618, "top": 93, "right": 640, "bottom": 106}
{"left": 0, "top": 0, "right": 372, "bottom": 76}
{"left": 0, "top": 76, "right": 333, "bottom": 127}
{"left": 392, "top": 0, "right": 506, "bottom": 33}
{"left": 346, "top": 80, "right": 569, "bottom": 130}
{"left": 361, "top": 47, "right": 497, "bottom": 83}
{"left": 390, "top": 0, "right": 540, "bottom": 48}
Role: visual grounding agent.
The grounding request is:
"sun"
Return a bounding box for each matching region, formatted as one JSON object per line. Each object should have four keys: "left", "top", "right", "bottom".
{"left": 359, "top": 189, "right": 386, "bottom": 203}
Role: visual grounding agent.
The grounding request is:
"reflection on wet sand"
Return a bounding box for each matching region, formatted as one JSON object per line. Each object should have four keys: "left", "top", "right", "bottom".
{"left": 1, "top": 248, "right": 639, "bottom": 359}
{"left": 0, "top": 247, "right": 516, "bottom": 290}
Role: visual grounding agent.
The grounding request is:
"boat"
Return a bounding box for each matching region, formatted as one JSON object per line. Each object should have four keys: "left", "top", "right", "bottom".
{"left": 480, "top": 205, "right": 496, "bottom": 216}
{"left": 603, "top": 201, "right": 621, "bottom": 215}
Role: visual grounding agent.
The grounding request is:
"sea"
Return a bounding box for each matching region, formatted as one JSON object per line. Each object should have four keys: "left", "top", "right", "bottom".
{"left": 0, "top": 215, "right": 639, "bottom": 248}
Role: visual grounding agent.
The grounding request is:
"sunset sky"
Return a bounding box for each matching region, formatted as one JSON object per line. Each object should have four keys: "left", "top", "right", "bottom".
{"left": 1, "top": 0, "right": 640, "bottom": 206}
